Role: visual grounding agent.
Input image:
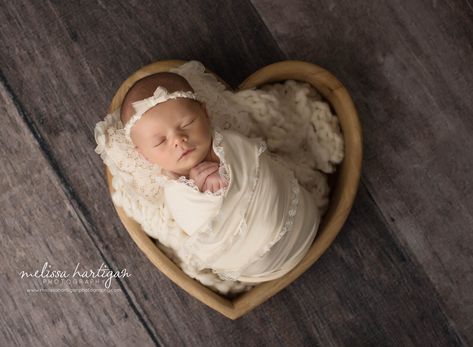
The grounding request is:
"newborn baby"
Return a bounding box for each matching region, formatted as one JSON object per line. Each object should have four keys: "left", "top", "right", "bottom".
{"left": 121, "top": 72, "right": 227, "bottom": 193}
{"left": 119, "top": 72, "right": 320, "bottom": 283}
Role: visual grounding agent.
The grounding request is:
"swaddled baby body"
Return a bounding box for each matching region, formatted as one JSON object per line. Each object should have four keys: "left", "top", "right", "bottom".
{"left": 119, "top": 72, "right": 320, "bottom": 283}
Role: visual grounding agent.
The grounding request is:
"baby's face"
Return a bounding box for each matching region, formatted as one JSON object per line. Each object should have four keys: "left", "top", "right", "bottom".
{"left": 131, "top": 98, "right": 212, "bottom": 176}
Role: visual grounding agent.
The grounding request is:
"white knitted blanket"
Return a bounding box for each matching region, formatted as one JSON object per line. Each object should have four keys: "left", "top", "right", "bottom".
{"left": 94, "top": 61, "right": 344, "bottom": 295}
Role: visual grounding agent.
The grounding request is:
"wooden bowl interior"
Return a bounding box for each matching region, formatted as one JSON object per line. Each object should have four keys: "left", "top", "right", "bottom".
{"left": 105, "top": 60, "right": 362, "bottom": 319}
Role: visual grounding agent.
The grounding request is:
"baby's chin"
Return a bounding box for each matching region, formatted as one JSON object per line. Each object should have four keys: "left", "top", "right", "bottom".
{"left": 166, "top": 142, "right": 212, "bottom": 176}
{"left": 170, "top": 155, "right": 202, "bottom": 177}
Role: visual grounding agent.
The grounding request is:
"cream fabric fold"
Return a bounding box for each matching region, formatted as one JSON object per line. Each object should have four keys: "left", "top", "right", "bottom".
{"left": 163, "top": 128, "right": 320, "bottom": 283}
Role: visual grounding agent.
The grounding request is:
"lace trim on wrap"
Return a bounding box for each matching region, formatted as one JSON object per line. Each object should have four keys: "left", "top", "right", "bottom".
{"left": 246, "top": 173, "right": 300, "bottom": 265}
{"left": 178, "top": 128, "right": 235, "bottom": 265}
{"left": 213, "top": 170, "right": 301, "bottom": 282}
{"left": 207, "top": 139, "right": 267, "bottom": 266}
{"left": 213, "top": 130, "right": 231, "bottom": 184}
{"left": 181, "top": 138, "right": 268, "bottom": 272}
{"left": 210, "top": 141, "right": 268, "bottom": 281}
{"left": 176, "top": 175, "right": 199, "bottom": 191}
{"left": 203, "top": 128, "right": 230, "bottom": 197}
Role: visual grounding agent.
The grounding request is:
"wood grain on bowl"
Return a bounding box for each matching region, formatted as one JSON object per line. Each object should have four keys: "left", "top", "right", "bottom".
{"left": 105, "top": 60, "right": 362, "bottom": 319}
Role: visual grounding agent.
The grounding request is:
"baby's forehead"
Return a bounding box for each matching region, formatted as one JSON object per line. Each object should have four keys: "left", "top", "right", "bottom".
{"left": 165, "top": 98, "right": 198, "bottom": 111}
{"left": 137, "top": 99, "right": 197, "bottom": 130}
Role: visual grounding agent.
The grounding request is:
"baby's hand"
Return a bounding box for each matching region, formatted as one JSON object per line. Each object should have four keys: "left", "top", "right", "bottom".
{"left": 202, "top": 169, "right": 228, "bottom": 193}
{"left": 188, "top": 161, "right": 219, "bottom": 192}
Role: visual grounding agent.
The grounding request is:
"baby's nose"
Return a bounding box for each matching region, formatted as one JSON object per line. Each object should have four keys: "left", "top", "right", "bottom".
{"left": 174, "top": 134, "right": 188, "bottom": 146}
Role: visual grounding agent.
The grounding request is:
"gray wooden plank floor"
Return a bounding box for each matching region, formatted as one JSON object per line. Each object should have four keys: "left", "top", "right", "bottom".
{"left": 250, "top": 0, "right": 473, "bottom": 344}
{"left": 1, "top": 0, "right": 471, "bottom": 346}
{"left": 0, "top": 79, "right": 158, "bottom": 346}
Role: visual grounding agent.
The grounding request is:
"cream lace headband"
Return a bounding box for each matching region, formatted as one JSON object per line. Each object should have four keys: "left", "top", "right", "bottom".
{"left": 124, "top": 86, "right": 201, "bottom": 142}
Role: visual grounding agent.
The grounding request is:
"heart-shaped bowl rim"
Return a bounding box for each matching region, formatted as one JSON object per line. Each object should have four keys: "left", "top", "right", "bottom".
{"left": 104, "top": 60, "right": 363, "bottom": 319}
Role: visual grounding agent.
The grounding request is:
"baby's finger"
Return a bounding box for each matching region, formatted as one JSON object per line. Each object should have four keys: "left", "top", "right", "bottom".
{"left": 194, "top": 168, "right": 218, "bottom": 190}
{"left": 198, "top": 165, "right": 219, "bottom": 180}
{"left": 195, "top": 161, "right": 218, "bottom": 175}
{"left": 202, "top": 178, "right": 214, "bottom": 193}
{"left": 189, "top": 162, "right": 216, "bottom": 182}
{"left": 203, "top": 182, "right": 212, "bottom": 193}
{"left": 209, "top": 181, "right": 217, "bottom": 193}
{"left": 195, "top": 160, "right": 217, "bottom": 169}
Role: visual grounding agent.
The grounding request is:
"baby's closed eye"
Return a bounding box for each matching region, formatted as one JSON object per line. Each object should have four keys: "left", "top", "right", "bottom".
{"left": 154, "top": 139, "right": 165, "bottom": 147}
{"left": 182, "top": 118, "right": 196, "bottom": 127}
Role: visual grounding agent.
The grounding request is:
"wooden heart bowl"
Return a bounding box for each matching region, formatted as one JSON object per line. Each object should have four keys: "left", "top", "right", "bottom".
{"left": 104, "top": 60, "right": 363, "bottom": 319}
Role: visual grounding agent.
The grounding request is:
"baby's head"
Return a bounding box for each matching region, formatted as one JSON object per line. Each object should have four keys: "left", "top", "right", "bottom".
{"left": 120, "top": 72, "right": 213, "bottom": 177}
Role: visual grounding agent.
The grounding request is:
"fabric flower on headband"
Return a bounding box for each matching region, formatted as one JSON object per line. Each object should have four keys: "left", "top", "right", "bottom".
{"left": 124, "top": 86, "right": 201, "bottom": 143}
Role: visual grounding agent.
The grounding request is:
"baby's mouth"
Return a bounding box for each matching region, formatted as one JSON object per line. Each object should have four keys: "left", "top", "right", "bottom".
{"left": 179, "top": 148, "right": 195, "bottom": 161}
